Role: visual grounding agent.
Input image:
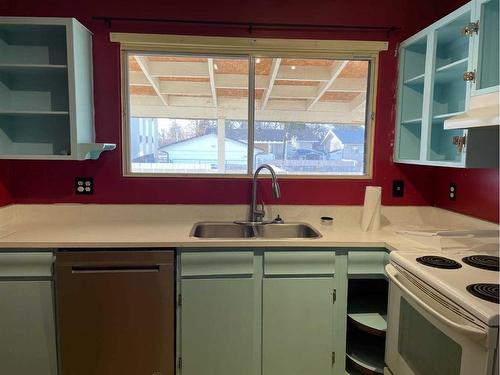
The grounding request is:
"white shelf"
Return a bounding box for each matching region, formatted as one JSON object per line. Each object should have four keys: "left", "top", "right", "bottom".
{"left": 0, "top": 154, "right": 73, "bottom": 160}
{"left": 0, "top": 64, "right": 67, "bottom": 69}
{"left": 348, "top": 295, "right": 387, "bottom": 334}
{"left": 346, "top": 339, "right": 385, "bottom": 375}
{"left": 432, "top": 111, "right": 465, "bottom": 121}
{"left": 401, "top": 117, "right": 422, "bottom": 125}
{"left": 434, "top": 58, "right": 468, "bottom": 84}
{"left": 435, "top": 57, "right": 468, "bottom": 73}
{"left": 404, "top": 73, "right": 425, "bottom": 85}
{"left": 0, "top": 110, "right": 69, "bottom": 116}
{"left": 0, "top": 64, "right": 68, "bottom": 78}
{"left": 348, "top": 312, "right": 387, "bottom": 334}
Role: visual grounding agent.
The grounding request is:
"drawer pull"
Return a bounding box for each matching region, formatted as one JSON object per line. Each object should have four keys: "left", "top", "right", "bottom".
{"left": 72, "top": 266, "right": 160, "bottom": 274}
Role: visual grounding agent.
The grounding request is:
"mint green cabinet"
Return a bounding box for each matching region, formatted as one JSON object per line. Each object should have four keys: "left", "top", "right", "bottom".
{"left": 472, "top": 0, "right": 499, "bottom": 95}
{"left": 346, "top": 252, "right": 389, "bottom": 375}
{"left": 181, "top": 279, "right": 256, "bottom": 375}
{"left": 179, "top": 251, "right": 259, "bottom": 375}
{"left": 177, "top": 249, "right": 389, "bottom": 375}
{"left": 0, "top": 17, "right": 115, "bottom": 160}
{"left": 395, "top": 1, "right": 498, "bottom": 168}
{"left": 262, "top": 278, "right": 334, "bottom": 375}
{"left": 262, "top": 251, "right": 335, "bottom": 375}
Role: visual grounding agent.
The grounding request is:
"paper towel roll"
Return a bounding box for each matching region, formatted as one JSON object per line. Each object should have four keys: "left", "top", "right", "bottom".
{"left": 361, "top": 186, "right": 382, "bottom": 231}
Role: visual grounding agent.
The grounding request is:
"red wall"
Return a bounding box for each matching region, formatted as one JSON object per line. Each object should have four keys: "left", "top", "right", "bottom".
{"left": 431, "top": 168, "right": 499, "bottom": 223}
{"left": 0, "top": 162, "right": 11, "bottom": 206}
{"left": 423, "top": 0, "right": 499, "bottom": 223}
{"left": 2, "top": 0, "right": 498, "bottom": 222}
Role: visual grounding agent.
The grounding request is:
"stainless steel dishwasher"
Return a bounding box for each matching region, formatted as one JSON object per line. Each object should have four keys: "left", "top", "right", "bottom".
{"left": 0, "top": 251, "right": 58, "bottom": 375}
{"left": 56, "top": 250, "right": 175, "bottom": 375}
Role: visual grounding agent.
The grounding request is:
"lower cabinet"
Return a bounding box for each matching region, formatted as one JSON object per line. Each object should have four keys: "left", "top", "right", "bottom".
{"left": 178, "top": 250, "right": 338, "bottom": 375}
{"left": 56, "top": 250, "right": 175, "bottom": 375}
{"left": 181, "top": 278, "right": 256, "bottom": 375}
{"left": 0, "top": 252, "right": 57, "bottom": 375}
{"left": 346, "top": 251, "right": 389, "bottom": 375}
{"left": 177, "top": 248, "right": 389, "bottom": 375}
{"left": 262, "top": 278, "right": 334, "bottom": 375}
{"left": 179, "top": 251, "right": 257, "bottom": 375}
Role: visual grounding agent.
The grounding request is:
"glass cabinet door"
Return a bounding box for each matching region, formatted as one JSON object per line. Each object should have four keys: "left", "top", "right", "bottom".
{"left": 475, "top": 0, "right": 499, "bottom": 92}
{"left": 396, "top": 36, "right": 427, "bottom": 161}
{"left": 427, "top": 10, "right": 471, "bottom": 164}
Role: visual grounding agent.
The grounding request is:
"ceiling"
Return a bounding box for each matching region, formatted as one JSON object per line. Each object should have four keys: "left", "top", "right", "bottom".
{"left": 128, "top": 55, "right": 369, "bottom": 124}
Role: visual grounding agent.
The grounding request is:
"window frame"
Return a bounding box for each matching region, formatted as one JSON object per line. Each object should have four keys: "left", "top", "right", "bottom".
{"left": 116, "top": 33, "right": 387, "bottom": 179}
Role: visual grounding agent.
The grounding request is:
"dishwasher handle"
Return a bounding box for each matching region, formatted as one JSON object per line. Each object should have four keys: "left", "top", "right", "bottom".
{"left": 386, "top": 264, "right": 487, "bottom": 342}
{"left": 71, "top": 265, "right": 160, "bottom": 274}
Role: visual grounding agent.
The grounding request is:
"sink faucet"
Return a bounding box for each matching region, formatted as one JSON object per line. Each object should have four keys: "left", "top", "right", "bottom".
{"left": 250, "top": 164, "right": 281, "bottom": 223}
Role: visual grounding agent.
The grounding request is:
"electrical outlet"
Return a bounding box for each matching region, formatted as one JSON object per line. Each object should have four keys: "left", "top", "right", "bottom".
{"left": 449, "top": 183, "right": 456, "bottom": 201}
{"left": 75, "top": 177, "right": 94, "bottom": 195}
{"left": 392, "top": 180, "right": 404, "bottom": 198}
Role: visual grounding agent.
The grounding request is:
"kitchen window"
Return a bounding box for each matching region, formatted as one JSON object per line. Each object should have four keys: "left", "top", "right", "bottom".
{"left": 116, "top": 34, "right": 387, "bottom": 177}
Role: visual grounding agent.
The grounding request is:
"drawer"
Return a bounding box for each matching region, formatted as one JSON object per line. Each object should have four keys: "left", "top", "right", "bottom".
{"left": 181, "top": 251, "right": 254, "bottom": 277}
{"left": 0, "top": 252, "right": 54, "bottom": 277}
{"left": 348, "top": 251, "right": 388, "bottom": 276}
{"left": 264, "top": 251, "right": 335, "bottom": 276}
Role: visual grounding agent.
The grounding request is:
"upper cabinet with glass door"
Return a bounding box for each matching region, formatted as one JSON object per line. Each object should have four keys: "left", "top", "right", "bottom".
{"left": 0, "top": 17, "right": 115, "bottom": 160}
{"left": 471, "top": 0, "right": 499, "bottom": 95}
{"left": 394, "top": 1, "right": 498, "bottom": 168}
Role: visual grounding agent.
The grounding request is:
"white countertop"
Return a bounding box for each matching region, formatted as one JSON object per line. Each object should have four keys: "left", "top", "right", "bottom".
{"left": 0, "top": 204, "right": 497, "bottom": 252}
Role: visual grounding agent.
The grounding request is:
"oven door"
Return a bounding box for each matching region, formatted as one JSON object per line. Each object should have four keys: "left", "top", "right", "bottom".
{"left": 385, "top": 264, "right": 497, "bottom": 375}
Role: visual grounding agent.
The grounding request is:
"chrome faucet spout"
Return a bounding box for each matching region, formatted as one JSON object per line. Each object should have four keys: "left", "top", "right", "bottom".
{"left": 250, "top": 164, "right": 281, "bottom": 223}
{"left": 272, "top": 181, "right": 281, "bottom": 199}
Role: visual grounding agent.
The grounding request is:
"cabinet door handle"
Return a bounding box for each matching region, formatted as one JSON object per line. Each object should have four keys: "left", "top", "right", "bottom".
{"left": 71, "top": 266, "right": 160, "bottom": 274}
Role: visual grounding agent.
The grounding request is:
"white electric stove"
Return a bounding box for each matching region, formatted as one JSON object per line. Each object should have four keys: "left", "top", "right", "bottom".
{"left": 385, "top": 246, "right": 499, "bottom": 375}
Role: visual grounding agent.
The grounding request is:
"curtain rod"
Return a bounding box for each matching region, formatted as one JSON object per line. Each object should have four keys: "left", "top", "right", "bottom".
{"left": 92, "top": 16, "right": 399, "bottom": 35}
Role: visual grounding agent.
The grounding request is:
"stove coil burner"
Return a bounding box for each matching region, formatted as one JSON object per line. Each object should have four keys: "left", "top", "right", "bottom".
{"left": 466, "top": 283, "right": 499, "bottom": 304}
{"left": 416, "top": 256, "right": 462, "bottom": 269}
{"left": 462, "top": 255, "right": 499, "bottom": 271}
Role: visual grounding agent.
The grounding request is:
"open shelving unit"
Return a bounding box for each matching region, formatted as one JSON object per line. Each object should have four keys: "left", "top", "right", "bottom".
{"left": 393, "top": 2, "right": 500, "bottom": 168}
{"left": 345, "top": 278, "right": 388, "bottom": 375}
{"left": 0, "top": 17, "right": 115, "bottom": 160}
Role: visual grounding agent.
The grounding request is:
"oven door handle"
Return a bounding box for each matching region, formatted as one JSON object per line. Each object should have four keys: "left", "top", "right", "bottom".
{"left": 386, "top": 264, "right": 487, "bottom": 341}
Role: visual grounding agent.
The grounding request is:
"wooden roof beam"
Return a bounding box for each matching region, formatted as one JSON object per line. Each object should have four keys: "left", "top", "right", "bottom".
{"left": 208, "top": 58, "right": 218, "bottom": 107}
{"left": 306, "top": 60, "right": 349, "bottom": 110}
{"left": 260, "top": 58, "right": 281, "bottom": 109}
{"left": 135, "top": 56, "right": 168, "bottom": 106}
{"left": 349, "top": 92, "right": 367, "bottom": 112}
{"left": 130, "top": 101, "right": 365, "bottom": 123}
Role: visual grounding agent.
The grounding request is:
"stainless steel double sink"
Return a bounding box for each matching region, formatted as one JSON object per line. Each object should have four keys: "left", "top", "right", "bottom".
{"left": 191, "top": 222, "right": 322, "bottom": 239}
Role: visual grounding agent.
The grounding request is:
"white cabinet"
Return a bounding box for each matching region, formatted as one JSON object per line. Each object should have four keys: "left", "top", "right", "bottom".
{"left": 0, "top": 17, "right": 115, "bottom": 160}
